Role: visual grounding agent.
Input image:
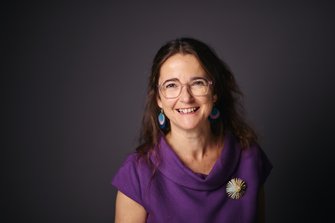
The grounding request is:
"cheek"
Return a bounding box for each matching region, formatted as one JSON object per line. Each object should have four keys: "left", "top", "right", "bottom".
{"left": 205, "top": 103, "right": 214, "bottom": 113}
{"left": 202, "top": 99, "right": 215, "bottom": 113}
{"left": 161, "top": 98, "right": 178, "bottom": 110}
{"left": 202, "top": 95, "right": 215, "bottom": 105}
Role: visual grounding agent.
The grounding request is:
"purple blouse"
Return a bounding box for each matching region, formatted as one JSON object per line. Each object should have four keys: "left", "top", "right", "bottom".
{"left": 112, "top": 133, "right": 272, "bottom": 223}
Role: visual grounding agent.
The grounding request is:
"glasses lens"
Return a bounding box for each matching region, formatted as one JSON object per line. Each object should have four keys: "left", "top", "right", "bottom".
{"left": 190, "top": 79, "right": 210, "bottom": 96}
{"left": 161, "top": 81, "right": 181, "bottom": 98}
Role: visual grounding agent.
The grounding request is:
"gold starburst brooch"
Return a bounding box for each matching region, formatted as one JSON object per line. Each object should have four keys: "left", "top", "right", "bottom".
{"left": 226, "top": 178, "right": 247, "bottom": 199}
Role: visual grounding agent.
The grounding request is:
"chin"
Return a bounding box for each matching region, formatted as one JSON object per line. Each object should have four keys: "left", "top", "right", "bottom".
{"left": 172, "top": 121, "right": 209, "bottom": 132}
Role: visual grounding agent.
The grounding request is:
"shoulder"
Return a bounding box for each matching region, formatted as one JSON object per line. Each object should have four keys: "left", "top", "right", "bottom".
{"left": 112, "top": 152, "right": 153, "bottom": 207}
{"left": 226, "top": 133, "right": 265, "bottom": 161}
{"left": 115, "top": 152, "right": 153, "bottom": 178}
{"left": 241, "top": 142, "right": 263, "bottom": 158}
{"left": 119, "top": 152, "right": 140, "bottom": 167}
{"left": 112, "top": 151, "right": 155, "bottom": 184}
{"left": 240, "top": 142, "right": 273, "bottom": 184}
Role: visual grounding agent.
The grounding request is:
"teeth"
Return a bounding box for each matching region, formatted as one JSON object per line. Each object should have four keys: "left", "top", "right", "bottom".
{"left": 178, "top": 107, "right": 197, "bottom": 114}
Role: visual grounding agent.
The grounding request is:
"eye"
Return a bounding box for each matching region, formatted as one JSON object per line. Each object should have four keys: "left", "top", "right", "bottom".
{"left": 164, "top": 81, "right": 179, "bottom": 89}
{"left": 191, "top": 79, "right": 207, "bottom": 86}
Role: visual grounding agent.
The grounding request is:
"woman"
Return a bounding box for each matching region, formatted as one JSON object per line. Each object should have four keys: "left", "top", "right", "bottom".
{"left": 112, "top": 37, "right": 272, "bottom": 223}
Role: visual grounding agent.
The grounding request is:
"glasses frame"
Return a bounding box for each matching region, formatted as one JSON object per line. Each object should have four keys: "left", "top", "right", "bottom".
{"left": 158, "top": 78, "right": 213, "bottom": 99}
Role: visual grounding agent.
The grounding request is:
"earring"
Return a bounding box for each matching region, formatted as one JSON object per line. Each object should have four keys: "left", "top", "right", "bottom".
{"left": 209, "top": 107, "right": 220, "bottom": 120}
{"left": 158, "top": 109, "right": 166, "bottom": 129}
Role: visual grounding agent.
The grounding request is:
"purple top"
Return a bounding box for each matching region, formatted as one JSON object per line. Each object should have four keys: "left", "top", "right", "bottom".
{"left": 112, "top": 133, "right": 272, "bottom": 223}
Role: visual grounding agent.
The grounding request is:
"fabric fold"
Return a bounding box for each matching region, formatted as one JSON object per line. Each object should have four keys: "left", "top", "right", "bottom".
{"left": 151, "top": 132, "right": 242, "bottom": 190}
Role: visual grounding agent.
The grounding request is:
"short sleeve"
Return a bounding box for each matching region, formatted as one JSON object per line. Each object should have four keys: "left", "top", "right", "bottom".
{"left": 258, "top": 147, "right": 273, "bottom": 185}
{"left": 111, "top": 154, "right": 144, "bottom": 206}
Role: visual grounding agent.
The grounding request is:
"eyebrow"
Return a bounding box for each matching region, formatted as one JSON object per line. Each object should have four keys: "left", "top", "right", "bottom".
{"left": 161, "top": 76, "right": 207, "bottom": 84}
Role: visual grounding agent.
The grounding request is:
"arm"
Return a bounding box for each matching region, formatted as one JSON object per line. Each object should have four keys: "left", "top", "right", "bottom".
{"left": 257, "top": 185, "right": 265, "bottom": 223}
{"left": 115, "top": 190, "right": 147, "bottom": 223}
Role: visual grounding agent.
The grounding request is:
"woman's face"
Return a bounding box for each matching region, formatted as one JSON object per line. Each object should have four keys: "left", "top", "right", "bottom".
{"left": 157, "top": 53, "right": 217, "bottom": 133}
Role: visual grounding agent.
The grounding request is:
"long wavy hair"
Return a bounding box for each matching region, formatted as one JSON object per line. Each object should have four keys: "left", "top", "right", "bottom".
{"left": 136, "top": 37, "right": 257, "bottom": 157}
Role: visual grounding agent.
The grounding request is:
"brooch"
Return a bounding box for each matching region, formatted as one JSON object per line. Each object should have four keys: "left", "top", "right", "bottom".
{"left": 226, "top": 178, "right": 247, "bottom": 199}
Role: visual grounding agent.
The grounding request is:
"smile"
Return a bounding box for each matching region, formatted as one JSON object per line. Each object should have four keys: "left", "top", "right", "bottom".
{"left": 176, "top": 107, "right": 199, "bottom": 114}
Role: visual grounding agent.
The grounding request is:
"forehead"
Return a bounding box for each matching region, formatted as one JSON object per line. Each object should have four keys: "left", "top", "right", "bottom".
{"left": 159, "top": 53, "right": 206, "bottom": 82}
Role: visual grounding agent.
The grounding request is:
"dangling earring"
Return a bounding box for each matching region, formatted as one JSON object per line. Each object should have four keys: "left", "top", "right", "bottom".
{"left": 158, "top": 109, "right": 166, "bottom": 129}
{"left": 209, "top": 107, "right": 220, "bottom": 120}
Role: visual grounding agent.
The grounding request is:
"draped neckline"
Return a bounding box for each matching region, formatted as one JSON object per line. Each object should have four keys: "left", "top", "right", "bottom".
{"left": 150, "top": 132, "right": 242, "bottom": 190}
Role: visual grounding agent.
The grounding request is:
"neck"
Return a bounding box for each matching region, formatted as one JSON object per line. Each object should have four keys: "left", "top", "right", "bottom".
{"left": 166, "top": 124, "right": 220, "bottom": 160}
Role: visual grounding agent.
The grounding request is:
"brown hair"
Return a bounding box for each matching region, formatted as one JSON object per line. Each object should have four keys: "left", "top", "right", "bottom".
{"left": 136, "top": 37, "right": 257, "bottom": 156}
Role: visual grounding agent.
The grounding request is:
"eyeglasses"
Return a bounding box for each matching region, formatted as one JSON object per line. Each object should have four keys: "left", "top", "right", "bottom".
{"left": 158, "top": 78, "right": 213, "bottom": 99}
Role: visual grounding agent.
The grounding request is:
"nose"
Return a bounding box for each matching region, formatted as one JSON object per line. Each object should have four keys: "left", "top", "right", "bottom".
{"left": 179, "top": 85, "right": 194, "bottom": 103}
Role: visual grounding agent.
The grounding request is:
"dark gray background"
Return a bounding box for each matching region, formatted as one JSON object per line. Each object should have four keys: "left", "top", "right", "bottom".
{"left": 4, "top": 1, "right": 335, "bottom": 222}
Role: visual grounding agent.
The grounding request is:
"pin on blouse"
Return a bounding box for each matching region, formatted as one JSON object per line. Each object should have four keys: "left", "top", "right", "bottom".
{"left": 226, "top": 178, "right": 247, "bottom": 199}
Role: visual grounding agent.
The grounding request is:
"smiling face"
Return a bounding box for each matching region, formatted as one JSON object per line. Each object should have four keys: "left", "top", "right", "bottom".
{"left": 157, "top": 53, "right": 217, "bottom": 133}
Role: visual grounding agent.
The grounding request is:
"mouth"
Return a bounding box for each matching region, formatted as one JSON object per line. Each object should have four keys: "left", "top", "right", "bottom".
{"left": 176, "top": 107, "right": 200, "bottom": 114}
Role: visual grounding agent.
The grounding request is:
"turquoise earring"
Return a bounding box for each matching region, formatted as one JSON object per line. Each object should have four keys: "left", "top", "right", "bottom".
{"left": 158, "top": 109, "right": 166, "bottom": 129}
{"left": 209, "top": 107, "right": 220, "bottom": 120}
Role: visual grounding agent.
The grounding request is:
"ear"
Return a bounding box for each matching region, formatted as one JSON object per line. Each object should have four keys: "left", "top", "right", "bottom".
{"left": 213, "top": 94, "right": 218, "bottom": 103}
{"left": 157, "top": 95, "right": 163, "bottom": 109}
